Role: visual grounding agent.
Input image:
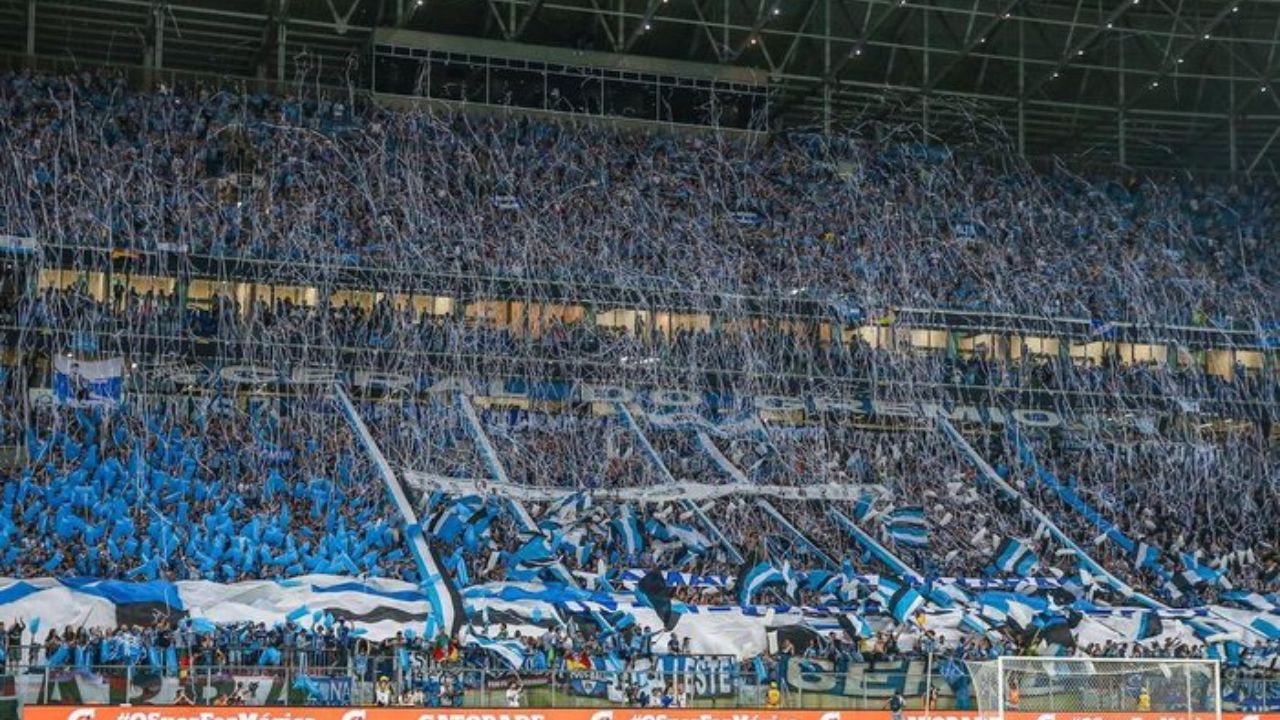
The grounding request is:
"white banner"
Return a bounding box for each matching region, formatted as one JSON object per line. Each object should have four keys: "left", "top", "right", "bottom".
{"left": 404, "top": 471, "right": 886, "bottom": 503}
{"left": 53, "top": 356, "right": 124, "bottom": 407}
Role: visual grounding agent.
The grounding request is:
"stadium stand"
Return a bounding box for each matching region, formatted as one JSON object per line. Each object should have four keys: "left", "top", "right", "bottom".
{"left": 0, "top": 63, "right": 1278, "bottom": 712}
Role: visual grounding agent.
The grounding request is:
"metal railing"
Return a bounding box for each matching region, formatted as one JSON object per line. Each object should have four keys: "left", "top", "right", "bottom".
{"left": 3, "top": 659, "right": 1275, "bottom": 711}
{"left": 26, "top": 240, "right": 1280, "bottom": 340}
{"left": 7, "top": 322, "right": 1276, "bottom": 417}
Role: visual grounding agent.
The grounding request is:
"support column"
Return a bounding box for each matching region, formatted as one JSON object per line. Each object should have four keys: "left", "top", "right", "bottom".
{"left": 1017, "top": 17, "right": 1025, "bottom": 156}
{"left": 1228, "top": 54, "right": 1238, "bottom": 178}
{"left": 1118, "top": 38, "right": 1127, "bottom": 167}
{"left": 153, "top": 2, "right": 164, "bottom": 71}
{"left": 277, "top": 23, "right": 287, "bottom": 86}
{"left": 26, "top": 0, "right": 36, "bottom": 56}
{"left": 822, "top": 0, "right": 831, "bottom": 135}
{"left": 922, "top": 2, "right": 930, "bottom": 140}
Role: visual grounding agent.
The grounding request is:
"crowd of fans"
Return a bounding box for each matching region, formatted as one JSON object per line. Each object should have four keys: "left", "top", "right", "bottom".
{"left": 0, "top": 64, "right": 1278, "bottom": 699}
{"left": 9, "top": 282, "right": 1277, "bottom": 410}
{"left": 2, "top": 69, "right": 1277, "bottom": 328}
{"left": 359, "top": 399, "right": 1278, "bottom": 605}
{"left": 0, "top": 398, "right": 417, "bottom": 582}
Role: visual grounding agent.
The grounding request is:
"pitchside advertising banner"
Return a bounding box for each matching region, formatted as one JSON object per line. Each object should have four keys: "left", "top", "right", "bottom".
{"left": 18, "top": 708, "right": 1273, "bottom": 720}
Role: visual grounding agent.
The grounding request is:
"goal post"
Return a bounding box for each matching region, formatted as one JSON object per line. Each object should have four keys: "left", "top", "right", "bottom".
{"left": 965, "top": 656, "right": 1222, "bottom": 720}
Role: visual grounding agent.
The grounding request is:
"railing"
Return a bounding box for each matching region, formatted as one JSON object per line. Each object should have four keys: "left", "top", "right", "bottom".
{"left": 6, "top": 323, "right": 1276, "bottom": 417}
{"left": 4, "top": 660, "right": 1276, "bottom": 710}
{"left": 26, "top": 241, "right": 1280, "bottom": 341}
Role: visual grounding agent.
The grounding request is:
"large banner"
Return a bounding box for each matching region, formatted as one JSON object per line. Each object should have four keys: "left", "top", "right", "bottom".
{"left": 19, "top": 707, "right": 1270, "bottom": 720}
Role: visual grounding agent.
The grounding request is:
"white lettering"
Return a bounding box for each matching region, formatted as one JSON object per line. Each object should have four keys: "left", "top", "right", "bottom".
{"left": 290, "top": 367, "right": 340, "bottom": 385}
{"left": 422, "top": 376, "right": 474, "bottom": 394}
{"left": 219, "top": 365, "right": 279, "bottom": 384}
{"left": 810, "top": 396, "right": 869, "bottom": 415}
{"left": 871, "top": 400, "right": 920, "bottom": 418}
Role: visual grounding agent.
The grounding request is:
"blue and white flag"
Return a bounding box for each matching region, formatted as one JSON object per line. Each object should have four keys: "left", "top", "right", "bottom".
{"left": 976, "top": 591, "right": 1043, "bottom": 630}
{"left": 611, "top": 505, "right": 644, "bottom": 558}
{"left": 1180, "top": 553, "right": 1229, "bottom": 588}
{"left": 736, "top": 562, "right": 786, "bottom": 605}
{"left": 53, "top": 356, "right": 123, "bottom": 407}
{"left": 1133, "top": 542, "right": 1160, "bottom": 570}
{"left": 836, "top": 613, "right": 872, "bottom": 639}
{"left": 1089, "top": 319, "right": 1117, "bottom": 338}
{"left": 1221, "top": 591, "right": 1276, "bottom": 612}
{"left": 1250, "top": 616, "right": 1280, "bottom": 640}
{"left": 465, "top": 634, "right": 527, "bottom": 669}
{"left": 875, "top": 576, "right": 925, "bottom": 623}
{"left": 992, "top": 538, "right": 1039, "bottom": 576}
{"left": 885, "top": 506, "right": 929, "bottom": 548}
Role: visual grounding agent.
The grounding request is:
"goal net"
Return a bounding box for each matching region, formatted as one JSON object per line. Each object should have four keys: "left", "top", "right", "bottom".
{"left": 965, "top": 656, "right": 1222, "bottom": 719}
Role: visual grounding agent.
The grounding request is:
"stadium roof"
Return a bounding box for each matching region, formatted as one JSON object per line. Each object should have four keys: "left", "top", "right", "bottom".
{"left": 5, "top": 0, "right": 1280, "bottom": 174}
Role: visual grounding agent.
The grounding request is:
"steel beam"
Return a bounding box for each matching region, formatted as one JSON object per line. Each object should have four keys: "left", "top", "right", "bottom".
{"left": 914, "top": 0, "right": 1026, "bottom": 97}
{"left": 27, "top": 0, "right": 36, "bottom": 55}
{"left": 622, "top": 0, "right": 663, "bottom": 52}
{"left": 512, "top": 0, "right": 547, "bottom": 40}
{"left": 772, "top": 0, "right": 914, "bottom": 117}
{"left": 1014, "top": 0, "right": 1139, "bottom": 110}
{"left": 1060, "top": 0, "right": 1265, "bottom": 153}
